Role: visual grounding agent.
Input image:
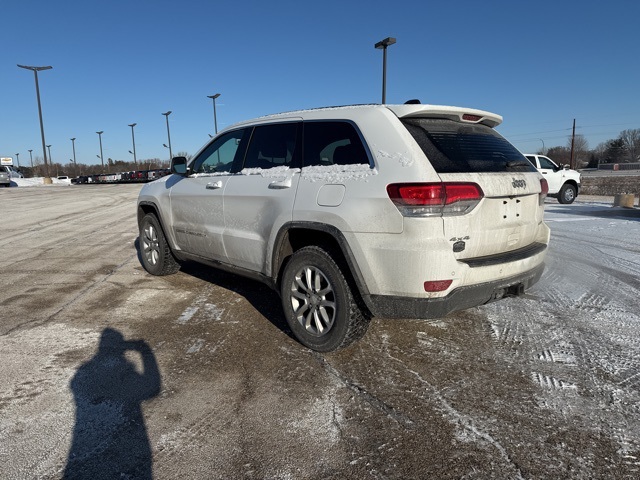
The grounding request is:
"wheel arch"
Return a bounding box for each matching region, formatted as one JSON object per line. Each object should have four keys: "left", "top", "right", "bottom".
{"left": 137, "top": 201, "right": 160, "bottom": 226}
{"left": 562, "top": 179, "right": 579, "bottom": 189}
{"left": 272, "top": 222, "right": 371, "bottom": 300}
{"left": 137, "top": 201, "right": 180, "bottom": 253}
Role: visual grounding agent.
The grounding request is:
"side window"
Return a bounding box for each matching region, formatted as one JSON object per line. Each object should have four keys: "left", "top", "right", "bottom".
{"left": 192, "top": 129, "right": 246, "bottom": 174}
{"left": 524, "top": 155, "right": 537, "bottom": 167}
{"left": 303, "top": 121, "right": 369, "bottom": 167}
{"left": 538, "top": 157, "right": 556, "bottom": 170}
{"left": 242, "top": 123, "right": 300, "bottom": 170}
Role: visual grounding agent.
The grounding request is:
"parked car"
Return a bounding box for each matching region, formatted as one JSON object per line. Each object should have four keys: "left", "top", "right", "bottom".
{"left": 524, "top": 154, "right": 581, "bottom": 204}
{"left": 0, "top": 169, "right": 9, "bottom": 187}
{"left": 0, "top": 165, "right": 23, "bottom": 179}
{"left": 137, "top": 103, "right": 550, "bottom": 351}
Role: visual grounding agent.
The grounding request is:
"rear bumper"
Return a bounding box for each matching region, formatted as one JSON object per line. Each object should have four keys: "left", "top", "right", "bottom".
{"left": 363, "top": 263, "right": 544, "bottom": 319}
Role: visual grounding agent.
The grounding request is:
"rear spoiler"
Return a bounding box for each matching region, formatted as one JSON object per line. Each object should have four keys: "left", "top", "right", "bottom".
{"left": 386, "top": 104, "right": 502, "bottom": 128}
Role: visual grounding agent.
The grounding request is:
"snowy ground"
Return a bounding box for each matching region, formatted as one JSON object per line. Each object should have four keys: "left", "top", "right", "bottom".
{"left": 9, "top": 176, "right": 73, "bottom": 187}
{"left": 0, "top": 185, "right": 639, "bottom": 479}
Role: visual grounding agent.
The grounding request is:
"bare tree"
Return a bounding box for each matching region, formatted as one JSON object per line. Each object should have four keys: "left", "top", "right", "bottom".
{"left": 567, "top": 134, "right": 589, "bottom": 168}
{"left": 546, "top": 146, "right": 571, "bottom": 165}
{"left": 619, "top": 129, "right": 640, "bottom": 163}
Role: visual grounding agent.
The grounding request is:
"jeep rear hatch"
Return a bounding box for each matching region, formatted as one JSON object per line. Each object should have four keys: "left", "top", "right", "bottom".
{"left": 399, "top": 117, "right": 546, "bottom": 259}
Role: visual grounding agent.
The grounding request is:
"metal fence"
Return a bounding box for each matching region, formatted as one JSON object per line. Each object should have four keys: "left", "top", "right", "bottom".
{"left": 598, "top": 162, "right": 640, "bottom": 171}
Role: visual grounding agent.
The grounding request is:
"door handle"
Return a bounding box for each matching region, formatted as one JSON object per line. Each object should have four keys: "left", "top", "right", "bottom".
{"left": 268, "top": 178, "right": 292, "bottom": 189}
{"left": 206, "top": 181, "right": 223, "bottom": 189}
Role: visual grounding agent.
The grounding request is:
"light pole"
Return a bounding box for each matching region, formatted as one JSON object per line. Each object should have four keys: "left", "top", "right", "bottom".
{"left": 70, "top": 138, "right": 77, "bottom": 165}
{"left": 162, "top": 111, "right": 173, "bottom": 160}
{"left": 128, "top": 123, "right": 137, "bottom": 166}
{"left": 15, "top": 153, "right": 20, "bottom": 168}
{"left": 539, "top": 139, "right": 545, "bottom": 154}
{"left": 46, "top": 145, "right": 52, "bottom": 165}
{"left": 374, "top": 37, "right": 396, "bottom": 104}
{"left": 28, "top": 149, "right": 33, "bottom": 168}
{"left": 96, "top": 131, "right": 104, "bottom": 171}
{"left": 17, "top": 64, "right": 53, "bottom": 179}
{"left": 207, "top": 94, "right": 221, "bottom": 134}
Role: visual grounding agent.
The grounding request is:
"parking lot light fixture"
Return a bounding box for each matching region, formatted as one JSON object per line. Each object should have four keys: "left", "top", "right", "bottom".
{"left": 374, "top": 37, "right": 396, "bottom": 104}
{"left": 128, "top": 123, "right": 138, "bottom": 166}
{"left": 162, "top": 111, "right": 173, "bottom": 160}
{"left": 70, "top": 138, "right": 77, "bottom": 165}
{"left": 17, "top": 64, "right": 53, "bottom": 179}
{"left": 207, "top": 94, "right": 221, "bottom": 134}
{"left": 96, "top": 131, "right": 104, "bottom": 171}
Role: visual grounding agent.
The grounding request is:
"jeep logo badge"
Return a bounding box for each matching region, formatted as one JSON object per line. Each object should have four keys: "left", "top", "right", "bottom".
{"left": 512, "top": 178, "right": 526, "bottom": 189}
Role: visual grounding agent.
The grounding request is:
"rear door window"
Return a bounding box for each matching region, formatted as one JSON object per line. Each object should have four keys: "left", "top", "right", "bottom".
{"left": 242, "top": 122, "right": 301, "bottom": 170}
{"left": 303, "top": 121, "right": 370, "bottom": 166}
{"left": 402, "top": 118, "right": 536, "bottom": 173}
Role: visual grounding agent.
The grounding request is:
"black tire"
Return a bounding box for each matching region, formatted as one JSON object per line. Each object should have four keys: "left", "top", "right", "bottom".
{"left": 558, "top": 184, "right": 577, "bottom": 204}
{"left": 280, "top": 246, "right": 369, "bottom": 352}
{"left": 139, "top": 213, "right": 180, "bottom": 276}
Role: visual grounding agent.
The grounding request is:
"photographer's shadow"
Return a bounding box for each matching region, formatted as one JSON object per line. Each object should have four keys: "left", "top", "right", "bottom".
{"left": 64, "top": 328, "right": 161, "bottom": 479}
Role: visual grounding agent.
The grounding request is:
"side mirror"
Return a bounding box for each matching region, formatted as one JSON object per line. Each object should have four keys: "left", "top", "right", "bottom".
{"left": 563, "top": 164, "right": 570, "bottom": 170}
{"left": 171, "top": 156, "right": 188, "bottom": 175}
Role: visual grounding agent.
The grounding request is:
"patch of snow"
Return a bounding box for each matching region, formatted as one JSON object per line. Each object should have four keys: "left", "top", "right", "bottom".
{"left": 286, "top": 392, "right": 343, "bottom": 444}
{"left": 300, "top": 164, "right": 378, "bottom": 183}
{"left": 192, "top": 172, "right": 230, "bottom": 178}
{"left": 377, "top": 150, "right": 413, "bottom": 167}
{"left": 240, "top": 166, "right": 298, "bottom": 177}
{"left": 12, "top": 177, "right": 73, "bottom": 187}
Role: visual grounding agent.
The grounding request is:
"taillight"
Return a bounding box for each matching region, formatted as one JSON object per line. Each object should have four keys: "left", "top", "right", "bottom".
{"left": 539, "top": 179, "right": 548, "bottom": 205}
{"left": 387, "top": 182, "right": 483, "bottom": 217}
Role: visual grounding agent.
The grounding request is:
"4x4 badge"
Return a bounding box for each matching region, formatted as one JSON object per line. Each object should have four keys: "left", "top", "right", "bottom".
{"left": 512, "top": 178, "right": 526, "bottom": 188}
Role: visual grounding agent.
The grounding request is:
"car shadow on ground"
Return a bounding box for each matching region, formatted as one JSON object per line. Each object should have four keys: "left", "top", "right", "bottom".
{"left": 133, "top": 238, "right": 295, "bottom": 342}
{"left": 178, "top": 260, "right": 296, "bottom": 341}
{"left": 64, "top": 328, "right": 161, "bottom": 479}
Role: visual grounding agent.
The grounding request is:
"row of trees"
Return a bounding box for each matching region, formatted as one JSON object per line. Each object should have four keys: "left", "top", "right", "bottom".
{"left": 16, "top": 156, "right": 184, "bottom": 178}
{"left": 543, "top": 129, "right": 640, "bottom": 169}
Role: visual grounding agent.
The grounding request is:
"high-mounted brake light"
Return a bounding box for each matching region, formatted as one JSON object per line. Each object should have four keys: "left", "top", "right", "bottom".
{"left": 387, "top": 182, "right": 483, "bottom": 217}
{"left": 462, "top": 114, "right": 483, "bottom": 122}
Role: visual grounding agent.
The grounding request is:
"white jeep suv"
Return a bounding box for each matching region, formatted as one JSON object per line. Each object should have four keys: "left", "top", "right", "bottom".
{"left": 524, "top": 154, "right": 581, "bottom": 204}
{"left": 138, "top": 104, "right": 550, "bottom": 351}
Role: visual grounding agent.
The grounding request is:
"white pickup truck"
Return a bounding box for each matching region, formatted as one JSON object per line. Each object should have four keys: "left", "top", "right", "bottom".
{"left": 525, "top": 154, "right": 581, "bottom": 204}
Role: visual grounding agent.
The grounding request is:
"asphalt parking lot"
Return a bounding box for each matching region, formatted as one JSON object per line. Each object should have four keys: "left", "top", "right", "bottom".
{"left": 1, "top": 184, "right": 639, "bottom": 479}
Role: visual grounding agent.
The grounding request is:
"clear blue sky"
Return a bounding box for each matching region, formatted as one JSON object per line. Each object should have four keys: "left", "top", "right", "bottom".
{"left": 2, "top": 0, "right": 639, "bottom": 167}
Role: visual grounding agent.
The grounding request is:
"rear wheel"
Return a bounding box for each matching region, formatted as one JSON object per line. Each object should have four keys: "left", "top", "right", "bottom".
{"left": 139, "top": 213, "right": 180, "bottom": 275}
{"left": 280, "top": 246, "right": 369, "bottom": 352}
{"left": 558, "top": 184, "right": 577, "bottom": 204}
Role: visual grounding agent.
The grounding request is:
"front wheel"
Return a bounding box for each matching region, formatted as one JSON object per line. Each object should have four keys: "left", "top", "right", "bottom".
{"left": 558, "top": 184, "right": 577, "bottom": 204}
{"left": 139, "top": 213, "right": 180, "bottom": 276}
{"left": 280, "top": 246, "right": 369, "bottom": 352}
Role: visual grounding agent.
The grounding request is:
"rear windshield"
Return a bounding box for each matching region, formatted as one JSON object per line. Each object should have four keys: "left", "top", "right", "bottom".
{"left": 402, "top": 118, "right": 536, "bottom": 173}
